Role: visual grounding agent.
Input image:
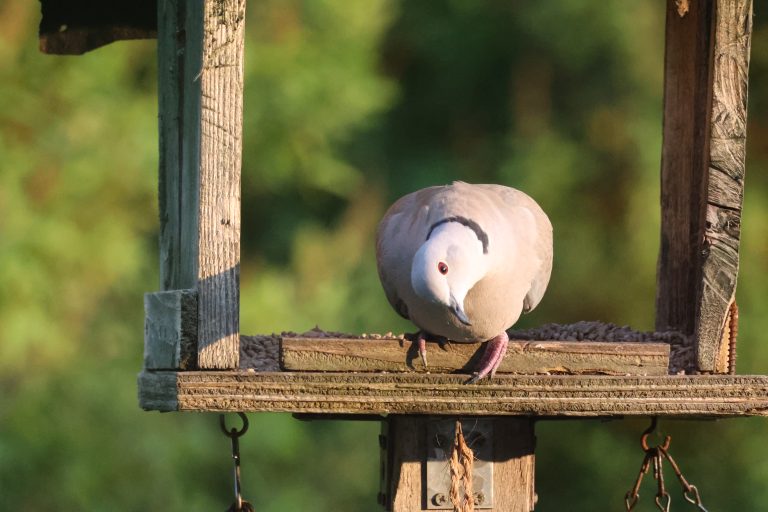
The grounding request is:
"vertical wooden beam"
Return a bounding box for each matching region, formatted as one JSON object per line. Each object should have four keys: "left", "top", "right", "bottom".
{"left": 158, "top": 0, "right": 192, "bottom": 291}
{"left": 695, "top": 0, "right": 752, "bottom": 372}
{"left": 383, "top": 417, "right": 536, "bottom": 511}
{"left": 656, "top": 0, "right": 752, "bottom": 372}
{"left": 156, "top": 0, "right": 245, "bottom": 369}
{"left": 656, "top": 0, "right": 715, "bottom": 337}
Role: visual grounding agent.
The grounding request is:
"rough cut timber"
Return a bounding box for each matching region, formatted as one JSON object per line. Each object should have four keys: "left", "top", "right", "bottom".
{"left": 138, "top": 371, "right": 768, "bottom": 417}
{"left": 39, "top": 0, "right": 156, "bottom": 55}
{"left": 656, "top": 0, "right": 752, "bottom": 373}
{"left": 156, "top": 0, "right": 245, "bottom": 369}
{"left": 280, "top": 336, "right": 670, "bottom": 376}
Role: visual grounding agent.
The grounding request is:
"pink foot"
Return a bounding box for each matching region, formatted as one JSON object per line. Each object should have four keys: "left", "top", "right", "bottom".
{"left": 466, "top": 331, "right": 509, "bottom": 384}
{"left": 414, "top": 331, "right": 448, "bottom": 368}
{"left": 417, "top": 332, "right": 428, "bottom": 367}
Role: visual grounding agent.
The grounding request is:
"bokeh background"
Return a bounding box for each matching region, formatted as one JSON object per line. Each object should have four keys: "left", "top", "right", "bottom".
{"left": 2, "top": 0, "right": 768, "bottom": 510}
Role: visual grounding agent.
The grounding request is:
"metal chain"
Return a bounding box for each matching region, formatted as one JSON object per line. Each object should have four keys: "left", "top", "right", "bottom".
{"left": 659, "top": 447, "right": 709, "bottom": 512}
{"left": 624, "top": 418, "right": 709, "bottom": 512}
{"left": 220, "top": 413, "right": 255, "bottom": 512}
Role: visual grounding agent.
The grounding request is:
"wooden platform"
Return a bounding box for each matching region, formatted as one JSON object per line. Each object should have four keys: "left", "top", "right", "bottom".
{"left": 138, "top": 371, "right": 768, "bottom": 418}
{"left": 280, "top": 336, "right": 671, "bottom": 376}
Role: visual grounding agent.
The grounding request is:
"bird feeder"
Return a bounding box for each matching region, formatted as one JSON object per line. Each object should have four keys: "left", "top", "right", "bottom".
{"left": 39, "top": 0, "right": 767, "bottom": 510}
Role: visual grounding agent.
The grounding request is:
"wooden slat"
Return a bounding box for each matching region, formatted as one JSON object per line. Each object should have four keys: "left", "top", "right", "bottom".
{"left": 281, "top": 337, "right": 670, "bottom": 376}
{"left": 158, "top": 0, "right": 191, "bottom": 292}
{"left": 696, "top": 0, "right": 753, "bottom": 372}
{"left": 656, "top": 0, "right": 716, "bottom": 337}
{"left": 656, "top": 0, "right": 753, "bottom": 373}
{"left": 138, "top": 371, "right": 768, "bottom": 417}
{"left": 159, "top": 0, "right": 246, "bottom": 368}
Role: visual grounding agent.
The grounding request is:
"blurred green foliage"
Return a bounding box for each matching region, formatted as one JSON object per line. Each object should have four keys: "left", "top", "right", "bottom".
{"left": 2, "top": 0, "right": 768, "bottom": 510}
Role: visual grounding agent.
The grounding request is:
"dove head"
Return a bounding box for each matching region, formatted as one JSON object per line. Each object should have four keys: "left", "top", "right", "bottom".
{"left": 411, "top": 220, "right": 489, "bottom": 326}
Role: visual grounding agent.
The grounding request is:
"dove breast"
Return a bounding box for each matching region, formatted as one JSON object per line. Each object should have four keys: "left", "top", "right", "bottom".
{"left": 376, "top": 181, "right": 553, "bottom": 342}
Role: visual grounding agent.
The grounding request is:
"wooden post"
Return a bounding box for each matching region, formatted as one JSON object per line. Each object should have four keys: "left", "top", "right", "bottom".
{"left": 656, "top": 0, "right": 752, "bottom": 372}
{"left": 156, "top": 0, "right": 245, "bottom": 369}
{"left": 382, "top": 417, "right": 536, "bottom": 511}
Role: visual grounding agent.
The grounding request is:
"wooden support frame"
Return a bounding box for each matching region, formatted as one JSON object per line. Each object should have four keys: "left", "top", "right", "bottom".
{"left": 152, "top": 0, "right": 245, "bottom": 370}
{"left": 657, "top": 0, "right": 753, "bottom": 373}
{"left": 139, "top": 372, "right": 768, "bottom": 417}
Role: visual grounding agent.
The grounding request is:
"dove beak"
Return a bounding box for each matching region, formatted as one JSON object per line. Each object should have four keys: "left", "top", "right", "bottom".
{"left": 450, "top": 295, "right": 472, "bottom": 326}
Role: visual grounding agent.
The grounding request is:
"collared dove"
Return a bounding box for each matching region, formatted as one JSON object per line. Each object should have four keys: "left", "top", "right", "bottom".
{"left": 376, "top": 181, "right": 553, "bottom": 383}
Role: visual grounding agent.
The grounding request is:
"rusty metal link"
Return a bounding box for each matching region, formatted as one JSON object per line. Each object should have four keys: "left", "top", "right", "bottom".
{"left": 624, "top": 451, "right": 653, "bottom": 510}
{"left": 653, "top": 451, "right": 670, "bottom": 512}
{"left": 624, "top": 418, "right": 709, "bottom": 512}
{"left": 659, "top": 447, "right": 709, "bottom": 512}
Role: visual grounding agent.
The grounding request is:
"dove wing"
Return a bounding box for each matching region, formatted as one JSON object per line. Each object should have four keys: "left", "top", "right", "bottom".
{"left": 375, "top": 186, "right": 445, "bottom": 320}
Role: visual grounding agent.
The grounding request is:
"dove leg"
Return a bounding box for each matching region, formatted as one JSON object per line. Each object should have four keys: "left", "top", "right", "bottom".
{"left": 415, "top": 331, "right": 448, "bottom": 368}
{"left": 467, "top": 331, "right": 509, "bottom": 384}
{"left": 416, "top": 332, "right": 428, "bottom": 368}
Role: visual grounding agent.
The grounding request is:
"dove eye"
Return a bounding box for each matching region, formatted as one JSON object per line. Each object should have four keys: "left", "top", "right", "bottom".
{"left": 437, "top": 262, "right": 449, "bottom": 275}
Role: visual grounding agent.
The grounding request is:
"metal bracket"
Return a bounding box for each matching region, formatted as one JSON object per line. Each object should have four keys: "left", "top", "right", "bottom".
{"left": 425, "top": 419, "right": 494, "bottom": 509}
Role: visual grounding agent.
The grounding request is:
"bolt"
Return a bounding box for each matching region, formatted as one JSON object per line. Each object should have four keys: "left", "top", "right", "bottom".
{"left": 433, "top": 493, "right": 448, "bottom": 506}
{"left": 473, "top": 492, "right": 485, "bottom": 505}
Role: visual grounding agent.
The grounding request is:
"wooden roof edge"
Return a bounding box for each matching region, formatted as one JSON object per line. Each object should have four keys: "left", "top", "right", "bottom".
{"left": 39, "top": 0, "right": 156, "bottom": 55}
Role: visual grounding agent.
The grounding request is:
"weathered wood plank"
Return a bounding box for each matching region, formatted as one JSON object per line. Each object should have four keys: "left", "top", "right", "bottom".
{"left": 656, "top": 0, "right": 753, "bottom": 373}
{"left": 158, "top": 0, "right": 194, "bottom": 292}
{"left": 493, "top": 418, "right": 535, "bottom": 512}
{"left": 144, "top": 289, "right": 198, "bottom": 369}
{"left": 656, "top": 0, "right": 715, "bottom": 337}
{"left": 170, "top": 0, "right": 245, "bottom": 369}
{"left": 696, "top": 0, "right": 753, "bottom": 372}
{"left": 386, "top": 416, "right": 423, "bottom": 510}
{"left": 281, "top": 337, "right": 670, "bottom": 376}
{"left": 138, "top": 371, "right": 768, "bottom": 417}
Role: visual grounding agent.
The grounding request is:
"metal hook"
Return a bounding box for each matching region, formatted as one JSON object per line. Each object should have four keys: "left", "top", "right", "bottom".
{"left": 220, "top": 412, "right": 249, "bottom": 438}
{"left": 641, "top": 417, "right": 671, "bottom": 452}
{"left": 220, "top": 413, "right": 249, "bottom": 511}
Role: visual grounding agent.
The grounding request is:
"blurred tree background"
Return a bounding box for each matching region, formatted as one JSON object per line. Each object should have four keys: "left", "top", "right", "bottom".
{"left": 2, "top": 0, "right": 768, "bottom": 510}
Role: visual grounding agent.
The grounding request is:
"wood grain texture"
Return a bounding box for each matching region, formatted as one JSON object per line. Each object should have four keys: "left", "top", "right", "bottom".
{"left": 696, "top": 0, "right": 753, "bottom": 372}
{"left": 158, "top": 0, "right": 194, "bottom": 292}
{"left": 144, "top": 289, "right": 198, "bottom": 369}
{"left": 386, "top": 416, "right": 424, "bottom": 511}
{"left": 182, "top": 0, "right": 245, "bottom": 369}
{"left": 656, "top": 0, "right": 753, "bottom": 373}
{"left": 656, "top": 0, "right": 715, "bottom": 337}
{"left": 493, "top": 419, "right": 535, "bottom": 512}
{"left": 138, "top": 371, "right": 768, "bottom": 417}
{"left": 280, "top": 337, "right": 670, "bottom": 376}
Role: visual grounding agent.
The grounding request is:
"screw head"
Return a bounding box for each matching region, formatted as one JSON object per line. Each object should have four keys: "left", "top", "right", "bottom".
{"left": 433, "top": 493, "right": 448, "bottom": 506}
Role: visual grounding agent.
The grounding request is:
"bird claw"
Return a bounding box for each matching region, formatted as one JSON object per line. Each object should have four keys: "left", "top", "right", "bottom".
{"left": 465, "top": 332, "right": 509, "bottom": 384}
{"left": 418, "top": 340, "right": 428, "bottom": 368}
